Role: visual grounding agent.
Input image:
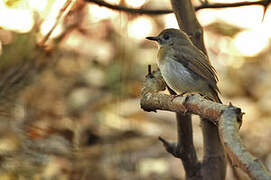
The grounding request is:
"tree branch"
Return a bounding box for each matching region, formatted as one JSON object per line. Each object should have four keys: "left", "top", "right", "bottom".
{"left": 170, "top": 0, "right": 206, "bottom": 55}
{"left": 168, "top": 1, "right": 209, "bottom": 178}
{"left": 85, "top": 0, "right": 172, "bottom": 15}
{"left": 85, "top": 0, "right": 271, "bottom": 15}
{"left": 169, "top": 0, "right": 227, "bottom": 179}
{"left": 140, "top": 70, "right": 231, "bottom": 123}
{"left": 140, "top": 69, "right": 271, "bottom": 179}
{"left": 39, "top": 0, "right": 73, "bottom": 47}
{"left": 219, "top": 107, "right": 271, "bottom": 180}
{"left": 141, "top": 69, "right": 201, "bottom": 179}
{"left": 195, "top": 0, "right": 271, "bottom": 11}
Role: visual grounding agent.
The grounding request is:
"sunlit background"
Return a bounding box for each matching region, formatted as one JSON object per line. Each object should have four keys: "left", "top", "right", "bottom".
{"left": 0, "top": 0, "right": 271, "bottom": 179}
{"left": 1, "top": 0, "right": 271, "bottom": 56}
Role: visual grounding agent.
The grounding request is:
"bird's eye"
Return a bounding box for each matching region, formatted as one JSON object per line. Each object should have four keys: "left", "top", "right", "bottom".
{"left": 163, "top": 34, "right": 169, "bottom": 40}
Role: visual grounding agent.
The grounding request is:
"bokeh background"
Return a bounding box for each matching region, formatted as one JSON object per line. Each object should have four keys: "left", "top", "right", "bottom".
{"left": 0, "top": 0, "right": 271, "bottom": 179}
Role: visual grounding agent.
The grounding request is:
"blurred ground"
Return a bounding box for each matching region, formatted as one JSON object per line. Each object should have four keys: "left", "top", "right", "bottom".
{"left": 0, "top": 0, "right": 271, "bottom": 179}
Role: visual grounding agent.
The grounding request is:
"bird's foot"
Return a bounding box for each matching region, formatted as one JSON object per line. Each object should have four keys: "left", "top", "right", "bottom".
{"left": 171, "top": 91, "right": 187, "bottom": 101}
{"left": 171, "top": 92, "right": 188, "bottom": 114}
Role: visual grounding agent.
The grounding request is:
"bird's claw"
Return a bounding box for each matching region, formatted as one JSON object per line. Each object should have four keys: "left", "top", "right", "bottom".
{"left": 171, "top": 92, "right": 188, "bottom": 115}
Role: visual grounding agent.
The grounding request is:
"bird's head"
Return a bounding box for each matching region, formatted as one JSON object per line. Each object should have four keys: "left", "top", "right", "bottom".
{"left": 146, "top": 28, "right": 192, "bottom": 47}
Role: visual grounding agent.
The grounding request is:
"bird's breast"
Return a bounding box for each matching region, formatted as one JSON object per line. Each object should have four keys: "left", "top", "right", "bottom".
{"left": 158, "top": 57, "right": 203, "bottom": 94}
{"left": 157, "top": 46, "right": 171, "bottom": 65}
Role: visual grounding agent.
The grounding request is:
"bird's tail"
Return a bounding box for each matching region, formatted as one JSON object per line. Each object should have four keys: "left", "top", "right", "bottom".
{"left": 208, "top": 86, "right": 222, "bottom": 104}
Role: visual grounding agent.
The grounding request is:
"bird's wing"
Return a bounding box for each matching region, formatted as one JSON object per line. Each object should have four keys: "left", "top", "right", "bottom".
{"left": 173, "top": 46, "right": 220, "bottom": 93}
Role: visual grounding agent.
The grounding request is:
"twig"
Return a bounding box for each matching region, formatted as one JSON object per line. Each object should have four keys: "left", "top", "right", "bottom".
{"left": 158, "top": 136, "right": 181, "bottom": 157}
{"left": 39, "top": 0, "right": 73, "bottom": 47}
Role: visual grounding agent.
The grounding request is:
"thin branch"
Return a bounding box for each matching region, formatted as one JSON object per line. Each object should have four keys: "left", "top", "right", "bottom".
{"left": 195, "top": 0, "right": 270, "bottom": 10}
{"left": 39, "top": 0, "right": 73, "bottom": 47}
{"left": 85, "top": 0, "right": 271, "bottom": 15}
{"left": 85, "top": 0, "right": 172, "bottom": 15}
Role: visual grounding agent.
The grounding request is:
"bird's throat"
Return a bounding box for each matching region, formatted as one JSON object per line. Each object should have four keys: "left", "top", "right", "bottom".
{"left": 157, "top": 46, "right": 170, "bottom": 65}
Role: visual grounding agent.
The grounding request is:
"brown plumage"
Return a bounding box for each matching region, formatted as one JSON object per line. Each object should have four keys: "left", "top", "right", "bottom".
{"left": 146, "top": 28, "right": 221, "bottom": 103}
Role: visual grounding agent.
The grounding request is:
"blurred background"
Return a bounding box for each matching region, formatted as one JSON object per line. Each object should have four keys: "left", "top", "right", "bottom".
{"left": 0, "top": 0, "right": 271, "bottom": 179}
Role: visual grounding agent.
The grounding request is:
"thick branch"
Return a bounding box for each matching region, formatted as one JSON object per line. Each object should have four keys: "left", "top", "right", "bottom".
{"left": 141, "top": 72, "right": 230, "bottom": 122}
{"left": 170, "top": 0, "right": 206, "bottom": 57}
{"left": 169, "top": 0, "right": 226, "bottom": 179}
{"left": 219, "top": 107, "right": 271, "bottom": 180}
{"left": 168, "top": 1, "right": 208, "bottom": 178}
{"left": 140, "top": 71, "right": 271, "bottom": 179}
{"left": 141, "top": 69, "right": 201, "bottom": 179}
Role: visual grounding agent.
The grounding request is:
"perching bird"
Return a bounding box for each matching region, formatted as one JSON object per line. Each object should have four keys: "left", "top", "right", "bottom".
{"left": 146, "top": 28, "right": 221, "bottom": 103}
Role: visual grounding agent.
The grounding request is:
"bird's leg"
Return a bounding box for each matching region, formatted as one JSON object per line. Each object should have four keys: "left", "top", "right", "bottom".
{"left": 170, "top": 91, "right": 189, "bottom": 115}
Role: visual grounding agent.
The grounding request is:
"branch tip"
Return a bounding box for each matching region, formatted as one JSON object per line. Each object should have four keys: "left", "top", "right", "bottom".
{"left": 234, "top": 107, "right": 241, "bottom": 114}
{"left": 159, "top": 136, "right": 184, "bottom": 158}
{"left": 159, "top": 137, "right": 173, "bottom": 150}
{"left": 148, "top": 64, "right": 151, "bottom": 74}
{"left": 146, "top": 65, "right": 154, "bottom": 78}
{"left": 261, "top": 0, "right": 271, "bottom": 21}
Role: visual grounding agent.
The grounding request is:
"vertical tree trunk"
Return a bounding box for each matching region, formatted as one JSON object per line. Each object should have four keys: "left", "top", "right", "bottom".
{"left": 170, "top": 0, "right": 226, "bottom": 179}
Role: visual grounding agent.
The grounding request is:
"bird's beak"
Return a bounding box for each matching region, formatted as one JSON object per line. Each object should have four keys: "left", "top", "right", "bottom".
{"left": 146, "top": 36, "right": 159, "bottom": 41}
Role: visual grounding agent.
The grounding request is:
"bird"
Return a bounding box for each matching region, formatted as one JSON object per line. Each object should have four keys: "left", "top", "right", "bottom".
{"left": 146, "top": 28, "right": 222, "bottom": 103}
